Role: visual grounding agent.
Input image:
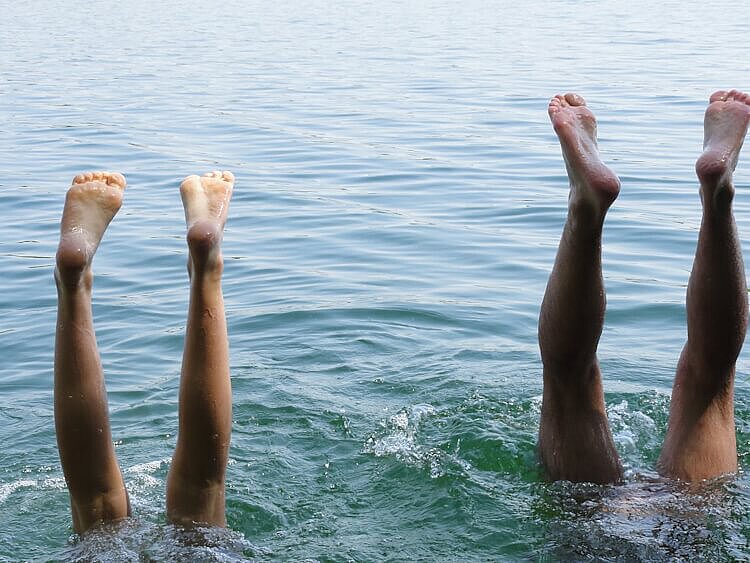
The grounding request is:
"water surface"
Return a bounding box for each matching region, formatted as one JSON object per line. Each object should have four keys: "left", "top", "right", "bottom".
{"left": 1, "top": 1, "right": 750, "bottom": 560}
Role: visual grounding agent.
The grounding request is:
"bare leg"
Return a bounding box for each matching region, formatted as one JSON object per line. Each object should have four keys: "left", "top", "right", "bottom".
{"left": 166, "top": 171, "right": 234, "bottom": 526}
{"left": 54, "top": 171, "right": 129, "bottom": 533}
{"left": 658, "top": 90, "right": 750, "bottom": 481}
{"left": 538, "top": 94, "right": 623, "bottom": 484}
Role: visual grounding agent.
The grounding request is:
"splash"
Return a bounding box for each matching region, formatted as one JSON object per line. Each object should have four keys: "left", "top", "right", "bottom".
{"left": 363, "top": 404, "right": 452, "bottom": 478}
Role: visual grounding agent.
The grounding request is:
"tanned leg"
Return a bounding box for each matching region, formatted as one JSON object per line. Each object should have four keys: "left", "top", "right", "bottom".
{"left": 166, "top": 171, "right": 234, "bottom": 526}
{"left": 54, "top": 171, "right": 130, "bottom": 533}
{"left": 658, "top": 90, "right": 750, "bottom": 481}
{"left": 538, "top": 94, "right": 623, "bottom": 484}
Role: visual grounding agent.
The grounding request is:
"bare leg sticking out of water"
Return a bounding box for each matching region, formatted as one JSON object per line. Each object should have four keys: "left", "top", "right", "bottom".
{"left": 54, "top": 172, "right": 130, "bottom": 533}
{"left": 538, "top": 94, "right": 623, "bottom": 484}
{"left": 55, "top": 170, "right": 235, "bottom": 533}
{"left": 658, "top": 91, "right": 750, "bottom": 481}
{"left": 166, "top": 171, "right": 234, "bottom": 527}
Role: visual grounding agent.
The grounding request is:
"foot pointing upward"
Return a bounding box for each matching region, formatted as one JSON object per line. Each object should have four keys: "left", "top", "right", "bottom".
{"left": 548, "top": 94, "right": 621, "bottom": 218}
{"left": 56, "top": 171, "right": 126, "bottom": 286}
{"left": 180, "top": 171, "right": 235, "bottom": 273}
{"left": 696, "top": 89, "right": 750, "bottom": 204}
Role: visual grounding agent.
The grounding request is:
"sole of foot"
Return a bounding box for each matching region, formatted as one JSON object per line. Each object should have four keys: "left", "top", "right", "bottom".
{"left": 696, "top": 90, "right": 750, "bottom": 202}
{"left": 180, "top": 171, "right": 235, "bottom": 269}
{"left": 56, "top": 171, "right": 126, "bottom": 284}
{"left": 548, "top": 93, "right": 621, "bottom": 215}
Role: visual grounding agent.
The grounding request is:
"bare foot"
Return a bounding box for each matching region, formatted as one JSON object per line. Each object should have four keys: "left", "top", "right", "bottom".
{"left": 548, "top": 93, "right": 621, "bottom": 217}
{"left": 696, "top": 90, "right": 750, "bottom": 204}
{"left": 180, "top": 171, "right": 234, "bottom": 273}
{"left": 56, "top": 172, "right": 126, "bottom": 287}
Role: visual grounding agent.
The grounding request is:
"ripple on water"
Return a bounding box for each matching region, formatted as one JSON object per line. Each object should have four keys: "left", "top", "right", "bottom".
{"left": 3, "top": 0, "right": 750, "bottom": 560}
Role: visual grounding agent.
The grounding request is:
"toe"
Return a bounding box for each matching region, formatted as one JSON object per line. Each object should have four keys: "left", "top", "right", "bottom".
{"left": 91, "top": 171, "right": 104, "bottom": 181}
{"left": 710, "top": 90, "right": 730, "bottom": 103}
{"left": 180, "top": 174, "right": 201, "bottom": 189}
{"left": 548, "top": 95, "right": 564, "bottom": 115}
{"left": 221, "top": 171, "right": 235, "bottom": 183}
{"left": 73, "top": 174, "right": 86, "bottom": 184}
{"left": 564, "top": 93, "right": 586, "bottom": 107}
{"left": 107, "top": 172, "right": 126, "bottom": 188}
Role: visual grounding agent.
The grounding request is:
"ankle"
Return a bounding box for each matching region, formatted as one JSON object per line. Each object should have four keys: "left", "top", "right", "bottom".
{"left": 188, "top": 255, "right": 224, "bottom": 282}
{"left": 700, "top": 184, "right": 735, "bottom": 214}
{"left": 564, "top": 206, "right": 605, "bottom": 243}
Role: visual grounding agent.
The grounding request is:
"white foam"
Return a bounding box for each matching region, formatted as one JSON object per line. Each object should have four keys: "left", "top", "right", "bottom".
{"left": 125, "top": 458, "right": 169, "bottom": 475}
{"left": 364, "top": 404, "right": 449, "bottom": 476}
{"left": 0, "top": 480, "right": 35, "bottom": 504}
{"left": 40, "top": 477, "right": 66, "bottom": 491}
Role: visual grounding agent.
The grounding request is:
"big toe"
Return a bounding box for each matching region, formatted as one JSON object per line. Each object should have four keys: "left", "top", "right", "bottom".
{"left": 180, "top": 174, "right": 202, "bottom": 190}
{"left": 710, "top": 90, "right": 730, "bottom": 103}
{"left": 564, "top": 93, "right": 586, "bottom": 107}
{"left": 103, "top": 172, "right": 126, "bottom": 188}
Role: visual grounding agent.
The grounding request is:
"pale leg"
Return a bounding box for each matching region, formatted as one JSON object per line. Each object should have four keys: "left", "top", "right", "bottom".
{"left": 54, "top": 171, "right": 130, "bottom": 533}
{"left": 166, "top": 171, "right": 235, "bottom": 526}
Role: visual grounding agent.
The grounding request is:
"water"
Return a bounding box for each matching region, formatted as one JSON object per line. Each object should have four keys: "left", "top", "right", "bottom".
{"left": 1, "top": 0, "right": 750, "bottom": 560}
